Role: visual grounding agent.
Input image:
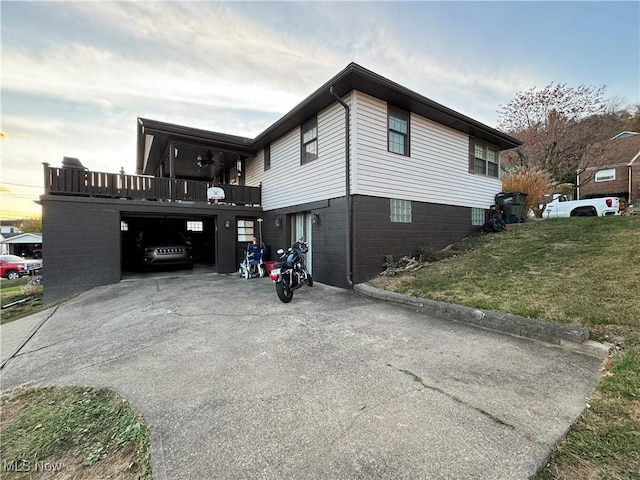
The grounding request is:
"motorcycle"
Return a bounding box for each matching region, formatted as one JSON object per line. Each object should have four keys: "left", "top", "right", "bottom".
{"left": 269, "top": 239, "right": 313, "bottom": 303}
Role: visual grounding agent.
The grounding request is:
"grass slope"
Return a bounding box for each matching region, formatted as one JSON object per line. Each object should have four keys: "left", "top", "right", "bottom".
{"left": 370, "top": 216, "right": 640, "bottom": 479}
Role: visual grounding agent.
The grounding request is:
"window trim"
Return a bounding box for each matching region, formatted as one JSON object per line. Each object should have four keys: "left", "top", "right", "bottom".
{"left": 300, "top": 117, "right": 318, "bottom": 164}
{"left": 594, "top": 168, "right": 615, "bottom": 182}
{"left": 469, "top": 138, "right": 499, "bottom": 178}
{"left": 388, "top": 107, "right": 410, "bottom": 156}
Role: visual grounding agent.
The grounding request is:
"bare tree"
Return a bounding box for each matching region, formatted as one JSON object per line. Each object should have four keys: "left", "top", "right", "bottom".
{"left": 497, "top": 83, "right": 624, "bottom": 186}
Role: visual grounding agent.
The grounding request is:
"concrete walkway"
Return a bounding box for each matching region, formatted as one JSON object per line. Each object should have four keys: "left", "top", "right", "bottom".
{"left": 1, "top": 275, "right": 605, "bottom": 479}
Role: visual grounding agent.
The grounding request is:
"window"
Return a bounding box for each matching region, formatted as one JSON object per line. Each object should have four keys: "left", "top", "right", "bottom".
{"left": 471, "top": 208, "right": 485, "bottom": 226}
{"left": 120, "top": 221, "right": 129, "bottom": 231}
{"left": 187, "top": 221, "right": 203, "bottom": 232}
{"left": 301, "top": 118, "right": 318, "bottom": 164}
{"left": 390, "top": 199, "right": 412, "bottom": 223}
{"left": 264, "top": 144, "right": 271, "bottom": 171}
{"left": 388, "top": 107, "right": 410, "bottom": 156}
{"left": 470, "top": 140, "right": 499, "bottom": 178}
{"left": 595, "top": 169, "right": 615, "bottom": 182}
{"left": 237, "top": 220, "right": 255, "bottom": 242}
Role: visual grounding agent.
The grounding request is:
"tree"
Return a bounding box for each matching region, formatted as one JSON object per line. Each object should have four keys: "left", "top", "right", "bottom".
{"left": 621, "top": 104, "right": 640, "bottom": 132}
{"left": 21, "top": 215, "right": 42, "bottom": 233}
{"left": 497, "top": 83, "right": 623, "bottom": 186}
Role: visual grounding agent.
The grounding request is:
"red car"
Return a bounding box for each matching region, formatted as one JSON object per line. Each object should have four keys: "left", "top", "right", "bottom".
{"left": 0, "top": 255, "right": 42, "bottom": 280}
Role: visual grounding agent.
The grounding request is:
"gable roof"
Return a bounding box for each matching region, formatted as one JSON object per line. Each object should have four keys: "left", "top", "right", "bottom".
{"left": 137, "top": 62, "right": 522, "bottom": 175}
{"left": 583, "top": 133, "right": 640, "bottom": 171}
{"left": 0, "top": 233, "right": 42, "bottom": 244}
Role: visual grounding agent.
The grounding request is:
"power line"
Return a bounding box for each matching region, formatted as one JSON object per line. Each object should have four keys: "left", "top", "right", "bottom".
{"left": 0, "top": 182, "right": 43, "bottom": 189}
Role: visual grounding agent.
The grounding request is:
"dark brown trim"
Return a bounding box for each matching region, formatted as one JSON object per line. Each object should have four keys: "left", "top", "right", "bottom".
{"left": 300, "top": 116, "right": 318, "bottom": 165}
{"left": 387, "top": 106, "right": 411, "bottom": 157}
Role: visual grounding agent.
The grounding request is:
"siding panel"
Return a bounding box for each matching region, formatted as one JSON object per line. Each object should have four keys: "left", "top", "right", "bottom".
{"left": 247, "top": 97, "right": 352, "bottom": 211}
{"left": 354, "top": 92, "right": 501, "bottom": 208}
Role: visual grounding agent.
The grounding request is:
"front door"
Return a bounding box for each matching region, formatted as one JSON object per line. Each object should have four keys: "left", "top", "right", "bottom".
{"left": 291, "top": 213, "right": 312, "bottom": 274}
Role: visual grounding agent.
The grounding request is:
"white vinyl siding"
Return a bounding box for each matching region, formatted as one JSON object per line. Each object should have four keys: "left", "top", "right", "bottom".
{"left": 244, "top": 96, "right": 351, "bottom": 210}
{"left": 353, "top": 92, "right": 501, "bottom": 208}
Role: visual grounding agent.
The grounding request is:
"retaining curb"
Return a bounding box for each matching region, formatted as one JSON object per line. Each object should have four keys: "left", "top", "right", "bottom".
{"left": 354, "top": 284, "right": 612, "bottom": 358}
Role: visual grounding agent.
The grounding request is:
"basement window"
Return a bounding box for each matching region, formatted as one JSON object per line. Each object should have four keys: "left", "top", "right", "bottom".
{"left": 471, "top": 208, "right": 485, "bottom": 226}
{"left": 390, "top": 199, "right": 412, "bottom": 223}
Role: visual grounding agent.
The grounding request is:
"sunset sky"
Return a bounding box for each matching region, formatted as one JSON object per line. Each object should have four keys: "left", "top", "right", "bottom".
{"left": 1, "top": 0, "right": 638, "bottom": 220}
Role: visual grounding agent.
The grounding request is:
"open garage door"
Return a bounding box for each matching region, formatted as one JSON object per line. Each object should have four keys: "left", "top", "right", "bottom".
{"left": 121, "top": 215, "right": 217, "bottom": 277}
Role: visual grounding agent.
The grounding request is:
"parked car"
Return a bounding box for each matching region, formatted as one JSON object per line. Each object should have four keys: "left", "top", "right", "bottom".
{"left": 135, "top": 229, "right": 193, "bottom": 269}
{"left": 0, "top": 255, "right": 43, "bottom": 280}
{"left": 542, "top": 194, "right": 620, "bottom": 218}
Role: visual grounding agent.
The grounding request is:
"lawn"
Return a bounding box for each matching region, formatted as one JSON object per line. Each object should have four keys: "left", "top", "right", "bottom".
{"left": 0, "top": 386, "right": 151, "bottom": 480}
{"left": 370, "top": 216, "right": 640, "bottom": 479}
{"left": 1, "top": 276, "right": 43, "bottom": 325}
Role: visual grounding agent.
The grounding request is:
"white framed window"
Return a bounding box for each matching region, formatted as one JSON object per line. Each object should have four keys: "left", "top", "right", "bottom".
{"left": 388, "top": 107, "right": 410, "bottom": 156}
{"left": 471, "top": 208, "right": 485, "bottom": 226}
{"left": 595, "top": 169, "right": 615, "bottom": 182}
{"left": 120, "top": 221, "right": 129, "bottom": 231}
{"left": 301, "top": 118, "right": 318, "bottom": 164}
{"left": 187, "top": 221, "right": 203, "bottom": 232}
{"left": 237, "top": 220, "right": 255, "bottom": 242}
{"left": 390, "top": 199, "right": 412, "bottom": 223}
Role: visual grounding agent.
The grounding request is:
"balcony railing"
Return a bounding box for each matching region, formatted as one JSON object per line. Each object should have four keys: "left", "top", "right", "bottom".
{"left": 43, "top": 163, "right": 261, "bottom": 206}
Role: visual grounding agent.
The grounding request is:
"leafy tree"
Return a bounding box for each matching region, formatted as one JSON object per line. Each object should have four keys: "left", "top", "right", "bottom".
{"left": 497, "top": 83, "right": 624, "bottom": 185}
{"left": 21, "top": 215, "right": 42, "bottom": 233}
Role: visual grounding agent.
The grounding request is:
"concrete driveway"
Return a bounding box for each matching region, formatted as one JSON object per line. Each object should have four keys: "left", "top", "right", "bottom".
{"left": 1, "top": 274, "right": 603, "bottom": 479}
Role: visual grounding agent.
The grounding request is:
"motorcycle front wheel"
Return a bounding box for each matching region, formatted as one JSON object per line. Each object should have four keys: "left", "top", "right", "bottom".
{"left": 276, "top": 280, "right": 293, "bottom": 303}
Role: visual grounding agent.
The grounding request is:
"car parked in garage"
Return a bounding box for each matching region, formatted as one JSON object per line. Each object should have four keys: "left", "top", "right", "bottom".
{"left": 135, "top": 229, "right": 193, "bottom": 269}
{"left": 0, "top": 255, "right": 43, "bottom": 279}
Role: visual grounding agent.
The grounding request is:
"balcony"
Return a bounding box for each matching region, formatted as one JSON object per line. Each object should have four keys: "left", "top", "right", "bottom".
{"left": 43, "top": 163, "right": 261, "bottom": 206}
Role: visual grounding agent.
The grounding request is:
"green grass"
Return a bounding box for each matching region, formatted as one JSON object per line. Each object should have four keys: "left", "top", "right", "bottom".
{"left": 0, "top": 277, "right": 44, "bottom": 325}
{"left": 0, "top": 386, "right": 151, "bottom": 479}
{"left": 371, "top": 216, "right": 640, "bottom": 480}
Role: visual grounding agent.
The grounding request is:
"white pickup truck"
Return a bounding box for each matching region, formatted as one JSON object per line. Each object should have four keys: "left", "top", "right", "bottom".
{"left": 542, "top": 194, "right": 620, "bottom": 218}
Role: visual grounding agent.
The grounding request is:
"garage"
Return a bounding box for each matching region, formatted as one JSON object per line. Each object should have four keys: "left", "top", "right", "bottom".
{"left": 121, "top": 214, "right": 217, "bottom": 276}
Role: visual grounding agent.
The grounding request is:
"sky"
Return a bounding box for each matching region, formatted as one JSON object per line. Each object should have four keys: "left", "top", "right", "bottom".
{"left": 1, "top": 0, "right": 639, "bottom": 220}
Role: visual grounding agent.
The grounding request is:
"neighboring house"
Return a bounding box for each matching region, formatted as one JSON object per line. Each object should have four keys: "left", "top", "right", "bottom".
{"left": 0, "top": 232, "right": 42, "bottom": 257}
{"left": 577, "top": 132, "right": 640, "bottom": 204}
{"left": 40, "top": 63, "right": 521, "bottom": 304}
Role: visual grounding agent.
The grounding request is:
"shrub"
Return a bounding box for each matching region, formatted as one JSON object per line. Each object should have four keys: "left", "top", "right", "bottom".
{"left": 501, "top": 167, "right": 557, "bottom": 218}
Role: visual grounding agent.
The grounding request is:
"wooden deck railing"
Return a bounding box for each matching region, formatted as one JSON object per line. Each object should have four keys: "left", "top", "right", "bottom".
{"left": 42, "top": 163, "right": 261, "bottom": 206}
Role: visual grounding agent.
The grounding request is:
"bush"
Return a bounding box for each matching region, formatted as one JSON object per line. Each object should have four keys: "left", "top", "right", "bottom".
{"left": 501, "top": 167, "right": 557, "bottom": 218}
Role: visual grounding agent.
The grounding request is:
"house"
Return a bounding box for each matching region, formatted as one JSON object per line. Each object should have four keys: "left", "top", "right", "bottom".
{"left": 0, "top": 232, "right": 43, "bottom": 257}
{"left": 40, "top": 63, "right": 521, "bottom": 304}
{"left": 577, "top": 132, "right": 640, "bottom": 205}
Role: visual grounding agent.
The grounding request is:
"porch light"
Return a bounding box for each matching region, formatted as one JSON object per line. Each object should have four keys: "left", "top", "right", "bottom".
{"left": 312, "top": 213, "right": 320, "bottom": 225}
{"left": 275, "top": 218, "right": 282, "bottom": 228}
{"left": 224, "top": 218, "right": 231, "bottom": 229}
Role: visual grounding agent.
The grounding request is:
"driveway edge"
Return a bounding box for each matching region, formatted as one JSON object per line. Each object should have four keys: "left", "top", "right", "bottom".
{"left": 354, "top": 284, "right": 612, "bottom": 358}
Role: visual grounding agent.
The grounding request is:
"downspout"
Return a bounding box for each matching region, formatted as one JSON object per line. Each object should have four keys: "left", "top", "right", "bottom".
{"left": 330, "top": 86, "right": 353, "bottom": 288}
